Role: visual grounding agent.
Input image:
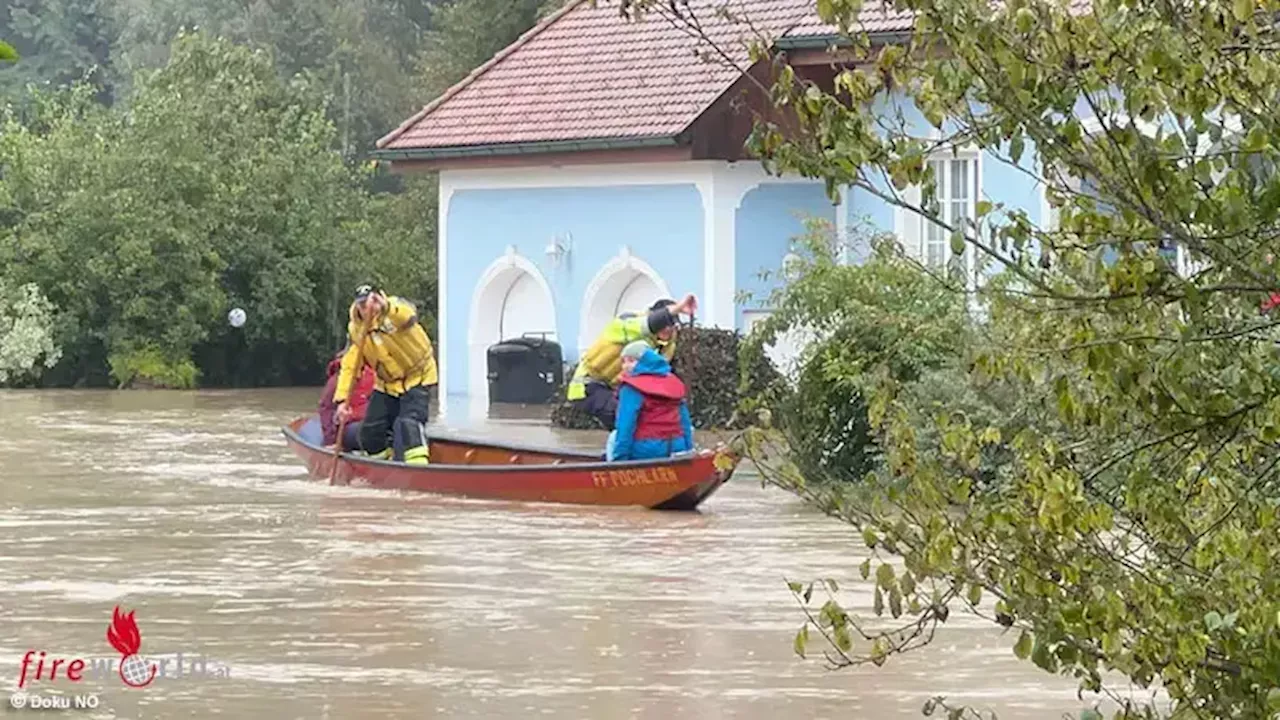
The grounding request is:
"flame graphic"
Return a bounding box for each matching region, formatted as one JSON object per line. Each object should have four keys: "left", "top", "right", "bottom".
{"left": 106, "top": 606, "right": 142, "bottom": 656}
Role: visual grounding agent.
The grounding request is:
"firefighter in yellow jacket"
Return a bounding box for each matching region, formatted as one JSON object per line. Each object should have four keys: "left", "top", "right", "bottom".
{"left": 334, "top": 284, "right": 438, "bottom": 465}
{"left": 567, "top": 293, "right": 697, "bottom": 430}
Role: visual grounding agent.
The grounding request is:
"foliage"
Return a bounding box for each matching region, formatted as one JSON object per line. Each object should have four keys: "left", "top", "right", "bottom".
{"left": 0, "top": 40, "right": 17, "bottom": 62}
{"left": 0, "top": 0, "right": 117, "bottom": 103}
{"left": 641, "top": 0, "right": 1280, "bottom": 716}
{"left": 740, "top": 219, "right": 972, "bottom": 485}
{"left": 108, "top": 343, "right": 198, "bottom": 389}
{"left": 109, "top": 0, "right": 429, "bottom": 158}
{"left": 0, "top": 32, "right": 435, "bottom": 388}
{"left": 550, "top": 326, "right": 781, "bottom": 430}
{"left": 0, "top": 280, "right": 61, "bottom": 385}
{"left": 415, "top": 0, "right": 564, "bottom": 100}
{"left": 549, "top": 366, "right": 598, "bottom": 429}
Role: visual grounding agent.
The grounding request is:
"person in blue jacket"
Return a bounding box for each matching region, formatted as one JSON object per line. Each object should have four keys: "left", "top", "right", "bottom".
{"left": 607, "top": 341, "right": 695, "bottom": 461}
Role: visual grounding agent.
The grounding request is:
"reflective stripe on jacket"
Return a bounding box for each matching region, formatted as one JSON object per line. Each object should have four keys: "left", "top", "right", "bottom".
{"left": 567, "top": 312, "right": 675, "bottom": 400}
{"left": 334, "top": 296, "right": 438, "bottom": 402}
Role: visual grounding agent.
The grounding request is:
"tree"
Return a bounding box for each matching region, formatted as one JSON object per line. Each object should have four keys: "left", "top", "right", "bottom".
{"left": 414, "top": 0, "right": 563, "bottom": 99}
{"left": 0, "top": 280, "right": 61, "bottom": 385}
{"left": 109, "top": 0, "right": 425, "bottom": 158}
{"left": 0, "top": 32, "right": 404, "bottom": 387}
{"left": 0, "top": 0, "right": 118, "bottom": 103}
{"left": 640, "top": 0, "right": 1280, "bottom": 716}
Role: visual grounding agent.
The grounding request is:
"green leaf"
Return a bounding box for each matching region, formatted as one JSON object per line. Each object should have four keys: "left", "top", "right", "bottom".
{"left": 950, "top": 231, "right": 966, "bottom": 256}
{"left": 1204, "top": 611, "right": 1223, "bottom": 631}
{"left": 889, "top": 586, "right": 903, "bottom": 618}
{"left": 876, "top": 562, "right": 896, "bottom": 589}
{"left": 794, "top": 625, "right": 810, "bottom": 658}
{"left": 975, "top": 200, "right": 993, "bottom": 219}
{"left": 1244, "top": 124, "right": 1269, "bottom": 152}
{"left": 803, "top": 582, "right": 814, "bottom": 604}
{"left": 870, "top": 637, "right": 889, "bottom": 666}
{"left": 1014, "top": 6, "right": 1036, "bottom": 32}
{"left": 0, "top": 40, "right": 17, "bottom": 63}
{"left": 901, "top": 571, "right": 916, "bottom": 596}
{"left": 862, "top": 528, "right": 879, "bottom": 548}
{"left": 834, "top": 623, "right": 853, "bottom": 652}
{"left": 787, "top": 581, "right": 803, "bottom": 595}
{"left": 1009, "top": 135, "right": 1025, "bottom": 164}
{"left": 1080, "top": 709, "right": 1104, "bottom": 720}
{"left": 1266, "top": 688, "right": 1280, "bottom": 711}
{"left": 966, "top": 583, "right": 982, "bottom": 606}
{"left": 874, "top": 587, "right": 885, "bottom": 616}
{"left": 860, "top": 558, "right": 872, "bottom": 580}
{"left": 1233, "top": 0, "right": 1253, "bottom": 22}
{"left": 1013, "top": 630, "right": 1033, "bottom": 659}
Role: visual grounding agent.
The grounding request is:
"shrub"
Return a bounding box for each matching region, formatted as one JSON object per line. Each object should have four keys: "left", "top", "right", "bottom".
{"left": 0, "top": 280, "right": 62, "bottom": 386}
{"left": 108, "top": 344, "right": 200, "bottom": 389}
{"left": 549, "top": 325, "right": 780, "bottom": 430}
{"left": 740, "top": 221, "right": 972, "bottom": 484}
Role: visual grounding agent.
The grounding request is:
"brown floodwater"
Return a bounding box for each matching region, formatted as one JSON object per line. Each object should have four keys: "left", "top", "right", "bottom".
{"left": 0, "top": 389, "right": 1134, "bottom": 719}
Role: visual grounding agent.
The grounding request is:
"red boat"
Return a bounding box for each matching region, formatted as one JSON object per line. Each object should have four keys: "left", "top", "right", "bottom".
{"left": 281, "top": 415, "right": 740, "bottom": 510}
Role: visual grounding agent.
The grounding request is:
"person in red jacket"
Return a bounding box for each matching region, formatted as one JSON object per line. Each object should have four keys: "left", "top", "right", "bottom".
{"left": 607, "top": 341, "right": 695, "bottom": 461}
{"left": 318, "top": 348, "right": 375, "bottom": 448}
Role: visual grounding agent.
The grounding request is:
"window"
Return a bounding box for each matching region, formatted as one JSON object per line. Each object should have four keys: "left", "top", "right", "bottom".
{"left": 898, "top": 153, "right": 980, "bottom": 276}
{"left": 923, "top": 156, "right": 977, "bottom": 267}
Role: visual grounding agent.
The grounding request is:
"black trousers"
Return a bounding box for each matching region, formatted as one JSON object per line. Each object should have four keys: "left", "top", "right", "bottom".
{"left": 359, "top": 385, "right": 430, "bottom": 460}
{"left": 576, "top": 381, "right": 618, "bottom": 431}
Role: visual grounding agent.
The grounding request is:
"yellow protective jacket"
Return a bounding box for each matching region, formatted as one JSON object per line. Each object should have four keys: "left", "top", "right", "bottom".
{"left": 334, "top": 295, "right": 437, "bottom": 403}
{"left": 567, "top": 312, "right": 676, "bottom": 401}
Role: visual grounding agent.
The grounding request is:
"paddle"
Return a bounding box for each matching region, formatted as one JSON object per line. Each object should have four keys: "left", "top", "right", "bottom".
{"left": 330, "top": 309, "right": 375, "bottom": 485}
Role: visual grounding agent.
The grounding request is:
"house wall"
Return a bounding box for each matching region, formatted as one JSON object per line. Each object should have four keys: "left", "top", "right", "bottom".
{"left": 436, "top": 160, "right": 838, "bottom": 413}
{"left": 734, "top": 183, "right": 837, "bottom": 328}
{"left": 842, "top": 90, "right": 1048, "bottom": 269}
{"left": 441, "top": 168, "right": 706, "bottom": 406}
{"left": 432, "top": 91, "right": 1064, "bottom": 413}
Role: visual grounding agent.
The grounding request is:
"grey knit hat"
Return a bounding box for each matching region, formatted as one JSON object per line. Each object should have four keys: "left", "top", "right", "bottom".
{"left": 621, "top": 340, "right": 649, "bottom": 360}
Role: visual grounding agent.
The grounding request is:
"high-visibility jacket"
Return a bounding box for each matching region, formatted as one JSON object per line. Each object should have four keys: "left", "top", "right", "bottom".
{"left": 334, "top": 296, "right": 437, "bottom": 403}
{"left": 566, "top": 312, "right": 675, "bottom": 401}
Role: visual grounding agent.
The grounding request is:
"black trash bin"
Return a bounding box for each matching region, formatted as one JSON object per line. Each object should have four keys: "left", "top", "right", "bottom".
{"left": 487, "top": 333, "right": 564, "bottom": 404}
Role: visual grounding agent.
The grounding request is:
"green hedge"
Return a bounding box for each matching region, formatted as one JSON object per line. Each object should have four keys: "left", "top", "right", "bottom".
{"left": 549, "top": 326, "right": 780, "bottom": 430}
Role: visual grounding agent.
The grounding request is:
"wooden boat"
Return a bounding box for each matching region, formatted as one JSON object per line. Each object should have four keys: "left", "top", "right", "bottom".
{"left": 281, "top": 415, "right": 740, "bottom": 510}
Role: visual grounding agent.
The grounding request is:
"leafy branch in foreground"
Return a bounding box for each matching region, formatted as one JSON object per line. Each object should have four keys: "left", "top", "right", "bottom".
{"left": 629, "top": 0, "right": 1280, "bottom": 716}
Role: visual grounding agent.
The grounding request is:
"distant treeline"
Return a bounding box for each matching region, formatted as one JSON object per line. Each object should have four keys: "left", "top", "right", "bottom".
{"left": 0, "top": 0, "right": 561, "bottom": 388}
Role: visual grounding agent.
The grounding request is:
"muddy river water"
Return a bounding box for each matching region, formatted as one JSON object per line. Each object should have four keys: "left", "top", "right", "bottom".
{"left": 0, "top": 389, "right": 1118, "bottom": 719}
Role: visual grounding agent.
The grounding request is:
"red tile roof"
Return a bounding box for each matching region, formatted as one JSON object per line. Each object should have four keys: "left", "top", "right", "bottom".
{"left": 375, "top": 0, "right": 913, "bottom": 154}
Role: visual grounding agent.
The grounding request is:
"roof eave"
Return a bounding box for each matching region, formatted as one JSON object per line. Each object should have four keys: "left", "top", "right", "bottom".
{"left": 774, "top": 30, "right": 912, "bottom": 50}
{"left": 372, "top": 134, "right": 682, "bottom": 161}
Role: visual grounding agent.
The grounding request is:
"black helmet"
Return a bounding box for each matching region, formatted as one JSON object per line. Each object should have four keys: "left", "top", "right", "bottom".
{"left": 354, "top": 284, "right": 381, "bottom": 304}
{"left": 650, "top": 298, "right": 675, "bottom": 311}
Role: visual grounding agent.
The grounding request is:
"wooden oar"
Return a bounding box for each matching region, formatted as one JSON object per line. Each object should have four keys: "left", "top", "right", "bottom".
{"left": 330, "top": 311, "right": 375, "bottom": 485}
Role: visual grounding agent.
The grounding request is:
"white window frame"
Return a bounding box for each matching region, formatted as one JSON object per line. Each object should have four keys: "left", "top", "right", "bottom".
{"left": 896, "top": 148, "right": 981, "bottom": 289}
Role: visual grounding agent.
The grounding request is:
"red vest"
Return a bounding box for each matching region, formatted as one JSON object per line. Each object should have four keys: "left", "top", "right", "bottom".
{"left": 619, "top": 373, "right": 687, "bottom": 440}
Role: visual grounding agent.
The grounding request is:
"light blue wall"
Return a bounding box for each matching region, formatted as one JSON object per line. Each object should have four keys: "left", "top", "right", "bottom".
{"left": 734, "top": 182, "right": 837, "bottom": 328}
{"left": 445, "top": 184, "right": 705, "bottom": 396}
{"left": 843, "top": 90, "right": 1047, "bottom": 269}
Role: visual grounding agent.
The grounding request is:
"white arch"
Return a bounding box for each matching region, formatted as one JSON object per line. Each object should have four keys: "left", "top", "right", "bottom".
{"left": 578, "top": 246, "right": 671, "bottom": 356}
{"left": 467, "top": 245, "right": 557, "bottom": 402}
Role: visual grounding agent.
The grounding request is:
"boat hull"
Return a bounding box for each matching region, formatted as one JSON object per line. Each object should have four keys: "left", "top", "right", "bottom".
{"left": 281, "top": 416, "right": 738, "bottom": 510}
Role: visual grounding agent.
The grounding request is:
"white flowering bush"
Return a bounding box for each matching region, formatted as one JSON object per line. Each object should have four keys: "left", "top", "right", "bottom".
{"left": 0, "top": 280, "right": 62, "bottom": 385}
